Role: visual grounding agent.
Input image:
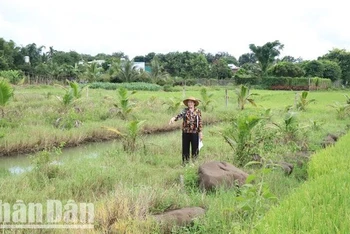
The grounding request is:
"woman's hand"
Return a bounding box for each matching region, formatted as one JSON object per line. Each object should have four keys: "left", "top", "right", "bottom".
{"left": 169, "top": 117, "right": 175, "bottom": 125}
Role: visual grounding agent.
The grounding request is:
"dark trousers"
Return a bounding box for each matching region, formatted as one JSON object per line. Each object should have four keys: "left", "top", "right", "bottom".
{"left": 182, "top": 132, "right": 199, "bottom": 164}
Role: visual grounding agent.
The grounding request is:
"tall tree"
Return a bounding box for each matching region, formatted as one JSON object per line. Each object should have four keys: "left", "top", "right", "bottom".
{"left": 214, "top": 52, "right": 238, "bottom": 65}
{"left": 21, "top": 43, "right": 45, "bottom": 67}
{"left": 268, "top": 62, "right": 305, "bottom": 77}
{"left": 189, "top": 54, "right": 210, "bottom": 78}
{"left": 319, "top": 60, "right": 342, "bottom": 81}
{"left": 303, "top": 60, "right": 324, "bottom": 77}
{"left": 238, "top": 53, "right": 256, "bottom": 66}
{"left": 133, "top": 55, "right": 145, "bottom": 62}
{"left": 249, "top": 40, "right": 284, "bottom": 76}
{"left": 320, "top": 49, "right": 350, "bottom": 84}
{"left": 210, "top": 58, "right": 233, "bottom": 79}
{"left": 144, "top": 52, "right": 156, "bottom": 64}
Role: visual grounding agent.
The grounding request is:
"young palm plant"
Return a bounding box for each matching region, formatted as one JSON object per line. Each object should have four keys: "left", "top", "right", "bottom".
{"left": 200, "top": 87, "right": 213, "bottom": 111}
{"left": 222, "top": 114, "right": 262, "bottom": 166}
{"left": 296, "top": 91, "right": 315, "bottom": 111}
{"left": 0, "top": 79, "right": 14, "bottom": 117}
{"left": 56, "top": 80, "right": 84, "bottom": 107}
{"left": 235, "top": 85, "right": 258, "bottom": 110}
{"left": 329, "top": 102, "right": 350, "bottom": 120}
{"left": 273, "top": 111, "right": 299, "bottom": 142}
{"left": 105, "top": 120, "right": 145, "bottom": 153}
{"left": 164, "top": 97, "right": 182, "bottom": 114}
{"left": 114, "top": 87, "right": 136, "bottom": 120}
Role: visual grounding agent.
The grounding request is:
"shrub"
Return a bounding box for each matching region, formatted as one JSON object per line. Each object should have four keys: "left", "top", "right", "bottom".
{"left": 89, "top": 82, "right": 162, "bottom": 91}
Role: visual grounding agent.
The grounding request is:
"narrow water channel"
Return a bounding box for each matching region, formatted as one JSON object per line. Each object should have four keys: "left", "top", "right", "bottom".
{"left": 0, "top": 140, "right": 120, "bottom": 175}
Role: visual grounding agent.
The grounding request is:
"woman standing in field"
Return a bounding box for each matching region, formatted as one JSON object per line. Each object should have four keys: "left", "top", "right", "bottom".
{"left": 169, "top": 97, "right": 203, "bottom": 165}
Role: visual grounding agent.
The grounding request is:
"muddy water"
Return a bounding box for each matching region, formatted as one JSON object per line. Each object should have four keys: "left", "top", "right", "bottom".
{"left": 0, "top": 140, "right": 120, "bottom": 175}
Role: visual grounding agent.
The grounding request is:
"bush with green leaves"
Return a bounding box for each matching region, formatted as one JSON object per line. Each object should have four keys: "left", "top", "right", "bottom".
{"left": 0, "top": 78, "right": 14, "bottom": 117}
{"left": 89, "top": 82, "right": 162, "bottom": 91}
{"left": 0, "top": 70, "right": 23, "bottom": 84}
{"left": 53, "top": 109, "right": 82, "bottom": 130}
{"left": 234, "top": 166, "right": 277, "bottom": 232}
{"left": 29, "top": 148, "right": 62, "bottom": 188}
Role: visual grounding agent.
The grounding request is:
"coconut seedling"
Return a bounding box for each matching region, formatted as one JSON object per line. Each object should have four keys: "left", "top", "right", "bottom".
{"left": 200, "top": 87, "right": 214, "bottom": 111}
{"left": 104, "top": 120, "right": 145, "bottom": 153}
{"left": 296, "top": 91, "right": 315, "bottom": 111}
{"left": 235, "top": 85, "right": 258, "bottom": 110}
{"left": 222, "top": 114, "right": 262, "bottom": 166}
{"left": 114, "top": 87, "right": 136, "bottom": 120}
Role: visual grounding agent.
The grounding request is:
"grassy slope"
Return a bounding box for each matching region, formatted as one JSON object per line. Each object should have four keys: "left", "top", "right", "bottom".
{"left": 254, "top": 131, "right": 350, "bottom": 233}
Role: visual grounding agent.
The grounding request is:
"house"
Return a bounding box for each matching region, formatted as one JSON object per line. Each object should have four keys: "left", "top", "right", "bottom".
{"left": 133, "top": 62, "right": 145, "bottom": 71}
{"left": 228, "top": 64, "right": 240, "bottom": 73}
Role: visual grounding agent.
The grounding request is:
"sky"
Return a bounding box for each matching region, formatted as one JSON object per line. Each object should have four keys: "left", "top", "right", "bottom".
{"left": 0, "top": 0, "right": 349, "bottom": 61}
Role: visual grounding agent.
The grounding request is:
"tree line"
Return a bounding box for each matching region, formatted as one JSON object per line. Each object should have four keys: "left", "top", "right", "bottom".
{"left": 1, "top": 37, "right": 350, "bottom": 85}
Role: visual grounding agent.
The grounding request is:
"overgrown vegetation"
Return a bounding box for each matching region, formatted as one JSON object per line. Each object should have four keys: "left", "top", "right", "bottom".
{"left": 0, "top": 85, "right": 349, "bottom": 233}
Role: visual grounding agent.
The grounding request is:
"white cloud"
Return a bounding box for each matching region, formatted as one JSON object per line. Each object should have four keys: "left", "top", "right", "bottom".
{"left": 1, "top": 0, "right": 350, "bottom": 60}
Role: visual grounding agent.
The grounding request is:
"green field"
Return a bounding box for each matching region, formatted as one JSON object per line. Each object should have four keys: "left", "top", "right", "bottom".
{"left": 0, "top": 84, "right": 349, "bottom": 233}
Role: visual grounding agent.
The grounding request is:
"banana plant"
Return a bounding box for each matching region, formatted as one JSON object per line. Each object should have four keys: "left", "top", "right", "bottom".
{"left": 200, "top": 87, "right": 213, "bottom": 111}
{"left": 0, "top": 79, "right": 14, "bottom": 117}
{"left": 114, "top": 87, "right": 136, "bottom": 120}
{"left": 236, "top": 85, "right": 258, "bottom": 110}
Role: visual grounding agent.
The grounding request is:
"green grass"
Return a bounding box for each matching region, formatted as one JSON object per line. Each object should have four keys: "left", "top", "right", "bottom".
{"left": 1, "top": 85, "right": 350, "bottom": 233}
{"left": 254, "top": 133, "right": 350, "bottom": 233}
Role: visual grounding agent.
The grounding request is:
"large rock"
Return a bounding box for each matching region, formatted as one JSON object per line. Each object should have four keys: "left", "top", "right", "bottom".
{"left": 153, "top": 207, "right": 205, "bottom": 231}
{"left": 322, "top": 133, "right": 338, "bottom": 148}
{"left": 278, "top": 161, "right": 294, "bottom": 175}
{"left": 198, "top": 161, "right": 248, "bottom": 191}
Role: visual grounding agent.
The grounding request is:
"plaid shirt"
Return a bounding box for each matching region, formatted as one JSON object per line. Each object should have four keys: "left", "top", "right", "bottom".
{"left": 174, "top": 108, "right": 202, "bottom": 133}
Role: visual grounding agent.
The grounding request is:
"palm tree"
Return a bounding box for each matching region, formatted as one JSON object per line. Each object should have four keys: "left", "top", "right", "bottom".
{"left": 150, "top": 56, "right": 168, "bottom": 83}
{"left": 108, "top": 59, "right": 121, "bottom": 79}
{"left": 0, "top": 79, "right": 14, "bottom": 117}
{"left": 85, "top": 62, "right": 102, "bottom": 83}
{"left": 118, "top": 60, "right": 138, "bottom": 82}
{"left": 249, "top": 40, "right": 284, "bottom": 76}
